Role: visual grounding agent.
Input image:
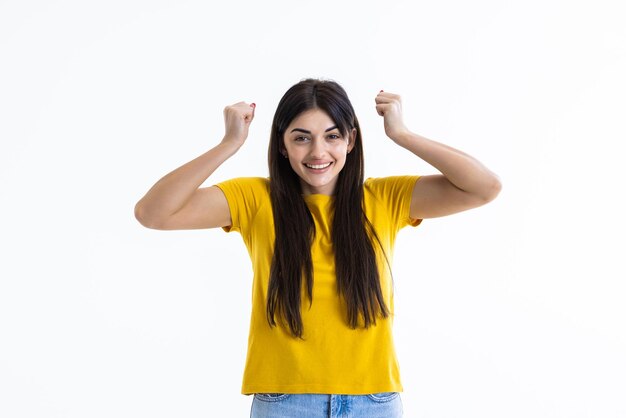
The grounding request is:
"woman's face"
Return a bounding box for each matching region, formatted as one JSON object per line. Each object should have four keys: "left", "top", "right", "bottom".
{"left": 282, "top": 108, "right": 356, "bottom": 195}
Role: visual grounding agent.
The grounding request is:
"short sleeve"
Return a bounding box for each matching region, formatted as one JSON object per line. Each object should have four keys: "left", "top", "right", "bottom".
{"left": 214, "top": 177, "right": 270, "bottom": 235}
{"left": 364, "top": 175, "right": 422, "bottom": 230}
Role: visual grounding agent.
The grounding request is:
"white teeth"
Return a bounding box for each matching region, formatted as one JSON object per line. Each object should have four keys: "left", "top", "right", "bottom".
{"left": 305, "top": 162, "right": 331, "bottom": 169}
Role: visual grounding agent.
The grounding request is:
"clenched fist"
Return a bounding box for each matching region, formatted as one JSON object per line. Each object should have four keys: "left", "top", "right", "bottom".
{"left": 221, "top": 101, "right": 256, "bottom": 148}
{"left": 375, "top": 91, "right": 410, "bottom": 143}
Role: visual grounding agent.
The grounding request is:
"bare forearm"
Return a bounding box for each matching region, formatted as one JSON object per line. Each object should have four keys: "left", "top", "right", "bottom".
{"left": 134, "top": 140, "right": 239, "bottom": 221}
{"left": 395, "top": 131, "right": 501, "bottom": 199}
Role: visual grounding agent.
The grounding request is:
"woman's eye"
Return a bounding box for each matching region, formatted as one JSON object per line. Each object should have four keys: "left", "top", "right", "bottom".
{"left": 295, "top": 136, "right": 309, "bottom": 142}
{"left": 327, "top": 134, "right": 340, "bottom": 140}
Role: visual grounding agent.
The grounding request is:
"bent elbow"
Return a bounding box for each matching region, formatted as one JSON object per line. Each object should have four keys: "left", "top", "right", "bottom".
{"left": 482, "top": 176, "right": 502, "bottom": 203}
{"left": 134, "top": 202, "right": 163, "bottom": 230}
{"left": 134, "top": 203, "right": 150, "bottom": 228}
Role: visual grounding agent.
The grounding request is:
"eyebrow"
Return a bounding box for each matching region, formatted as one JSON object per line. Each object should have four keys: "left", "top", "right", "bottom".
{"left": 290, "top": 125, "right": 338, "bottom": 134}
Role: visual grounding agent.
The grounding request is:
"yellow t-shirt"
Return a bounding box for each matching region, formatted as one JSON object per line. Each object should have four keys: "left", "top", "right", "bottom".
{"left": 215, "top": 175, "right": 421, "bottom": 395}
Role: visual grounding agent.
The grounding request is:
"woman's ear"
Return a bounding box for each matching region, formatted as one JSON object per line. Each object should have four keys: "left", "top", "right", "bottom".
{"left": 347, "top": 128, "right": 357, "bottom": 153}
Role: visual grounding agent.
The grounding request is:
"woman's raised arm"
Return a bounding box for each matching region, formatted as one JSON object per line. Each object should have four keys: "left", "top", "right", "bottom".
{"left": 134, "top": 102, "right": 255, "bottom": 230}
{"left": 375, "top": 91, "right": 501, "bottom": 219}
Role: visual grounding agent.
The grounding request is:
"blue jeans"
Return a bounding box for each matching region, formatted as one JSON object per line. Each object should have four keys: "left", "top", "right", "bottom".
{"left": 250, "top": 392, "right": 403, "bottom": 417}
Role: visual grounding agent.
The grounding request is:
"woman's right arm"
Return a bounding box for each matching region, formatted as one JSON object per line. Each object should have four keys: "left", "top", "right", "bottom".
{"left": 134, "top": 102, "right": 255, "bottom": 230}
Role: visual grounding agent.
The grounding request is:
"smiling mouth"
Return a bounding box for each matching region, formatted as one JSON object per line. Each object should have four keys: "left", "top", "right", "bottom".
{"left": 304, "top": 162, "right": 332, "bottom": 169}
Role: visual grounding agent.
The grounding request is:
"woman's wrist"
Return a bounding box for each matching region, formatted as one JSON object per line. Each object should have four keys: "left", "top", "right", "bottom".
{"left": 218, "top": 136, "right": 244, "bottom": 155}
{"left": 389, "top": 129, "right": 416, "bottom": 148}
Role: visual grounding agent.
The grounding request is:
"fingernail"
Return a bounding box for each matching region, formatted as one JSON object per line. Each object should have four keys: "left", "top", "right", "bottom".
{"left": 251, "top": 103, "right": 256, "bottom": 108}
{"left": 380, "top": 90, "right": 384, "bottom": 92}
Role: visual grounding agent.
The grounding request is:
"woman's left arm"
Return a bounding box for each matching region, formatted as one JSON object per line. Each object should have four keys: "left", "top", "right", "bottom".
{"left": 375, "top": 91, "right": 502, "bottom": 219}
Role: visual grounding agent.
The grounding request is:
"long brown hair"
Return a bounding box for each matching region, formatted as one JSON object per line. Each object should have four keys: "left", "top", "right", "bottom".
{"left": 267, "top": 79, "right": 390, "bottom": 339}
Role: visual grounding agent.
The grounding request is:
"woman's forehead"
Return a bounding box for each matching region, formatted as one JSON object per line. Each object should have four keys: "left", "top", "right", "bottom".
{"left": 286, "top": 108, "right": 339, "bottom": 132}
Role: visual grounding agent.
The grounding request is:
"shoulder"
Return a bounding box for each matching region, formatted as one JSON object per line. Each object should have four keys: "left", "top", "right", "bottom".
{"left": 364, "top": 175, "right": 421, "bottom": 198}
{"left": 363, "top": 176, "right": 422, "bottom": 227}
{"left": 213, "top": 177, "right": 271, "bottom": 232}
{"left": 216, "top": 177, "right": 270, "bottom": 196}
{"left": 214, "top": 177, "right": 271, "bottom": 213}
{"left": 217, "top": 176, "right": 269, "bottom": 189}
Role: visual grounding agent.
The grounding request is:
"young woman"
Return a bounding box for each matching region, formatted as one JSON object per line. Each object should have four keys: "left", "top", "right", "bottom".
{"left": 134, "top": 79, "right": 501, "bottom": 417}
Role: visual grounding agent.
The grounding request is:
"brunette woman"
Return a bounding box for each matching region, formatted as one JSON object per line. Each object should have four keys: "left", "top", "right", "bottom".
{"left": 134, "top": 78, "right": 501, "bottom": 417}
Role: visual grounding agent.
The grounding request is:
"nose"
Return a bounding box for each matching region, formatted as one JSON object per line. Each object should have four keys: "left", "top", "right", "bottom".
{"left": 309, "top": 137, "right": 326, "bottom": 158}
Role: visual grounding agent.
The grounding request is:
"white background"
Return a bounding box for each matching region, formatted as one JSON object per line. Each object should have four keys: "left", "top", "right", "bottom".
{"left": 1, "top": 0, "right": 625, "bottom": 417}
